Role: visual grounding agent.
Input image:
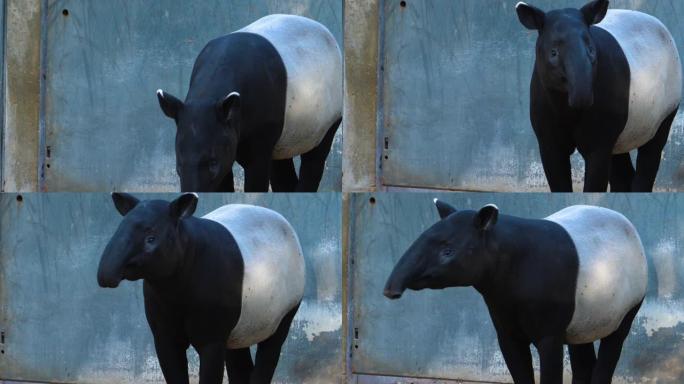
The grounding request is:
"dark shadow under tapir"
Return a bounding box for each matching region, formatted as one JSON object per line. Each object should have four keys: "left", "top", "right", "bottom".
{"left": 384, "top": 199, "right": 647, "bottom": 384}
{"left": 157, "top": 15, "right": 342, "bottom": 193}
{"left": 516, "top": 0, "right": 682, "bottom": 192}
{"left": 97, "top": 193, "right": 305, "bottom": 384}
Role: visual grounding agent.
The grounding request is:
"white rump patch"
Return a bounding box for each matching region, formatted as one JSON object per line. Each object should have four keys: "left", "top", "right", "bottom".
{"left": 597, "top": 10, "right": 682, "bottom": 153}
{"left": 238, "top": 15, "right": 343, "bottom": 159}
{"left": 545, "top": 205, "right": 648, "bottom": 344}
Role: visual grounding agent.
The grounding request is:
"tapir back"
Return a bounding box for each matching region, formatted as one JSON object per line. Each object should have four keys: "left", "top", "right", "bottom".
{"left": 240, "top": 15, "right": 343, "bottom": 159}
{"left": 203, "top": 204, "right": 305, "bottom": 348}
{"left": 597, "top": 10, "right": 682, "bottom": 154}
{"left": 545, "top": 206, "right": 647, "bottom": 344}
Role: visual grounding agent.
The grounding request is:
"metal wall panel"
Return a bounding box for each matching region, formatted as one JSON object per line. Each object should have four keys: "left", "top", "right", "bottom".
{"left": 349, "top": 193, "right": 683, "bottom": 383}
{"left": 43, "top": 0, "right": 342, "bottom": 192}
{"left": 380, "top": 0, "right": 684, "bottom": 191}
{"left": 0, "top": 193, "right": 343, "bottom": 383}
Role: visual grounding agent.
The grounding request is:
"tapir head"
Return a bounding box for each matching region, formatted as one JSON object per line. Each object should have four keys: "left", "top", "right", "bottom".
{"left": 383, "top": 200, "right": 499, "bottom": 300}
{"left": 157, "top": 90, "right": 242, "bottom": 192}
{"left": 516, "top": 0, "right": 609, "bottom": 109}
{"left": 97, "top": 193, "right": 198, "bottom": 288}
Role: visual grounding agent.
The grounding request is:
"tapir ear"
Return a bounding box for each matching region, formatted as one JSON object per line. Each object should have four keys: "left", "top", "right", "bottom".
{"left": 474, "top": 204, "right": 499, "bottom": 231}
{"left": 170, "top": 193, "right": 198, "bottom": 220}
{"left": 516, "top": 2, "right": 545, "bottom": 30}
{"left": 112, "top": 193, "right": 140, "bottom": 216}
{"left": 581, "top": 0, "right": 609, "bottom": 25}
{"left": 434, "top": 198, "right": 457, "bottom": 219}
{"left": 157, "top": 89, "right": 184, "bottom": 120}
{"left": 216, "top": 92, "right": 241, "bottom": 124}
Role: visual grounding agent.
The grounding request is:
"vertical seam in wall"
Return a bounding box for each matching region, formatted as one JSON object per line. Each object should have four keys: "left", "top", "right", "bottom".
{"left": 37, "top": 0, "right": 47, "bottom": 191}
{"left": 375, "top": 0, "right": 386, "bottom": 192}
{"left": 343, "top": 193, "right": 355, "bottom": 381}
{"left": 0, "top": 0, "right": 6, "bottom": 191}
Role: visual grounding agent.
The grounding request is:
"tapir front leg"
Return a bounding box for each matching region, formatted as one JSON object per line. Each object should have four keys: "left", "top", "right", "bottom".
{"left": 197, "top": 342, "right": 228, "bottom": 384}
{"left": 243, "top": 139, "right": 275, "bottom": 192}
{"left": 495, "top": 332, "right": 535, "bottom": 384}
{"left": 582, "top": 150, "right": 613, "bottom": 192}
{"left": 535, "top": 336, "right": 565, "bottom": 384}
{"left": 151, "top": 336, "right": 191, "bottom": 384}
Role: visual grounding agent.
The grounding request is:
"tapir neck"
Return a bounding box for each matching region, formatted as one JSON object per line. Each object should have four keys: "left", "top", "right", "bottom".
{"left": 473, "top": 215, "right": 549, "bottom": 296}
{"left": 143, "top": 217, "right": 207, "bottom": 289}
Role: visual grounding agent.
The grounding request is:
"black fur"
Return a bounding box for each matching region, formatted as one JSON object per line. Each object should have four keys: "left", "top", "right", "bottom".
{"left": 98, "top": 193, "right": 297, "bottom": 383}
{"left": 518, "top": 0, "right": 675, "bottom": 192}
{"left": 384, "top": 199, "right": 641, "bottom": 384}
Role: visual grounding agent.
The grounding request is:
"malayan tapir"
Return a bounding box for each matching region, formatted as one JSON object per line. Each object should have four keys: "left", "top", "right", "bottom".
{"left": 97, "top": 193, "right": 305, "bottom": 384}
{"left": 384, "top": 200, "right": 648, "bottom": 384}
{"left": 516, "top": 0, "right": 682, "bottom": 192}
{"left": 157, "top": 15, "right": 343, "bottom": 193}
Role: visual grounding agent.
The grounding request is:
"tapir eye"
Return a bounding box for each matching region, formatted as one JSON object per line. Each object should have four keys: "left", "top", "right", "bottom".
{"left": 145, "top": 235, "right": 156, "bottom": 244}
{"left": 209, "top": 159, "right": 219, "bottom": 167}
{"left": 550, "top": 48, "right": 559, "bottom": 58}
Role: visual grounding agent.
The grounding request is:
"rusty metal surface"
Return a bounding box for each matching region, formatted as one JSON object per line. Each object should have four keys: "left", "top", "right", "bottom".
{"left": 42, "top": 0, "right": 342, "bottom": 192}
{"left": 2, "top": 0, "right": 41, "bottom": 192}
{"left": 348, "top": 193, "right": 683, "bottom": 383}
{"left": 0, "top": 193, "right": 343, "bottom": 383}
{"left": 379, "top": 0, "right": 684, "bottom": 192}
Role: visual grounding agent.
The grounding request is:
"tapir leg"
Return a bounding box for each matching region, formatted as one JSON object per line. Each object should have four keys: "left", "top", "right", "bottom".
{"left": 535, "top": 336, "right": 565, "bottom": 384}
{"left": 539, "top": 145, "right": 574, "bottom": 192}
{"left": 197, "top": 342, "right": 228, "bottom": 384}
{"left": 591, "top": 301, "right": 643, "bottom": 384}
{"left": 243, "top": 141, "right": 275, "bottom": 192}
{"left": 496, "top": 334, "right": 535, "bottom": 384}
{"left": 582, "top": 151, "right": 613, "bottom": 192}
{"left": 297, "top": 118, "right": 342, "bottom": 192}
{"left": 152, "top": 337, "right": 190, "bottom": 384}
{"left": 568, "top": 343, "right": 596, "bottom": 384}
{"left": 250, "top": 302, "right": 300, "bottom": 384}
{"left": 609, "top": 154, "right": 635, "bottom": 192}
{"left": 633, "top": 109, "right": 677, "bottom": 192}
{"left": 226, "top": 347, "right": 254, "bottom": 384}
{"left": 270, "top": 158, "right": 299, "bottom": 192}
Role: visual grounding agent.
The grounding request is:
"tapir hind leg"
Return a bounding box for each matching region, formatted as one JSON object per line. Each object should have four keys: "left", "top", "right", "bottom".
{"left": 297, "top": 118, "right": 342, "bottom": 192}
{"left": 270, "top": 158, "right": 298, "bottom": 192}
{"left": 609, "top": 154, "right": 635, "bottom": 192}
{"left": 250, "top": 302, "right": 300, "bottom": 384}
{"left": 633, "top": 109, "right": 677, "bottom": 192}
{"left": 225, "top": 347, "right": 254, "bottom": 384}
{"left": 591, "top": 301, "right": 642, "bottom": 384}
{"left": 568, "top": 343, "right": 596, "bottom": 384}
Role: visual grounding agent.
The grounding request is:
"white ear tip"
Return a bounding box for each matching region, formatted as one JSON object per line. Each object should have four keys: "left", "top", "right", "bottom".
{"left": 485, "top": 204, "right": 499, "bottom": 210}
{"left": 515, "top": 2, "right": 528, "bottom": 9}
{"left": 228, "top": 91, "right": 240, "bottom": 98}
{"left": 156, "top": 89, "right": 164, "bottom": 97}
{"left": 433, "top": 198, "right": 439, "bottom": 204}
{"left": 189, "top": 192, "right": 199, "bottom": 199}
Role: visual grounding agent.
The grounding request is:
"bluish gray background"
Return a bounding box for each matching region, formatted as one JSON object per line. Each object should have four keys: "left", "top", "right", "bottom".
{"left": 379, "top": 0, "right": 684, "bottom": 191}
{"left": 349, "top": 193, "right": 683, "bottom": 383}
{"left": 0, "top": 193, "right": 342, "bottom": 383}
{"left": 43, "top": 0, "right": 342, "bottom": 192}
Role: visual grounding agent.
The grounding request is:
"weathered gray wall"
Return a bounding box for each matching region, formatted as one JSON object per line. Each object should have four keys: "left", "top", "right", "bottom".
{"left": 348, "top": 193, "right": 683, "bottom": 383}
{"left": 0, "top": 193, "right": 343, "bottom": 383}
{"left": 375, "top": 0, "right": 684, "bottom": 192}
{"left": 40, "top": 0, "right": 342, "bottom": 192}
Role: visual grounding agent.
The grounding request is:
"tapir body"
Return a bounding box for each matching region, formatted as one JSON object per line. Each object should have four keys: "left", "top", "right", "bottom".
{"left": 384, "top": 201, "right": 647, "bottom": 384}
{"left": 517, "top": 0, "right": 682, "bottom": 192}
{"left": 157, "top": 15, "right": 343, "bottom": 192}
{"left": 98, "top": 194, "right": 305, "bottom": 384}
